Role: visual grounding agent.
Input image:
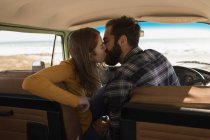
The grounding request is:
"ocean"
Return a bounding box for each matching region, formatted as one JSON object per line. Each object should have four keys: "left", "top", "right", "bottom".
{"left": 0, "top": 41, "right": 56, "bottom": 56}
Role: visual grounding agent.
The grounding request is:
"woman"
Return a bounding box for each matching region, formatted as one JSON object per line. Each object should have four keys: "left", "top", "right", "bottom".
{"left": 22, "top": 27, "right": 106, "bottom": 135}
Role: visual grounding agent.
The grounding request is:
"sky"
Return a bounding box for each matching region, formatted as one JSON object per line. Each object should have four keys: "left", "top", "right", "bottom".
{"left": 0, "top": 22, "right": 210, "bottom": 42}
{"left": 0, "top": 31, "right": 55, "bottom": 42}
{"left": 96, "top": 22, "right": 210, "bottom": 39}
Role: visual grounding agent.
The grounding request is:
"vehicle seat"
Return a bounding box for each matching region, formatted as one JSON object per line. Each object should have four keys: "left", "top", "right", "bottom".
{"left": 57, "top": 83, "right": 81, "bottom": 140}
{"left": 0, "top": 70, "right": 81, "bottom": 140}
{"left": 120, "top": 86, "right": 210, "bottom": 140}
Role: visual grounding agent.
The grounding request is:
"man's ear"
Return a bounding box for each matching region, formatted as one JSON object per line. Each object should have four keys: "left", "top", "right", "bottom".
{"left": 118, "top": 35, "right": 127, "bottom": 46}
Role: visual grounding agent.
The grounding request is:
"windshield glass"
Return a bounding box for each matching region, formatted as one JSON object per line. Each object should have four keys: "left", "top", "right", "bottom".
{"left": 97, "top": 22, "right": 210, "bottom": 71}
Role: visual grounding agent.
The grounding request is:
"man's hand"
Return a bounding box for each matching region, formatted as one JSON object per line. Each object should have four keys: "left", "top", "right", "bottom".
{"left": 77, "top": 96, "right": 90, "bottom": 112}
{"left": 93, "top": 116, "right": 110, "bottom": 136}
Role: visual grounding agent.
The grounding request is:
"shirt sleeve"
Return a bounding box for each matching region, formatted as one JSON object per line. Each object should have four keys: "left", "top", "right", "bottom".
{"left": 22, "top": 61, "right": 80, "bottom": 107}
{"left": 105, "top": 77, "right": 133, "bottom": 139}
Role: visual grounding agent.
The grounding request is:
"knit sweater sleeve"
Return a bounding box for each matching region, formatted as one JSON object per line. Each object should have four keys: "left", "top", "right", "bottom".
{"left": 22, "top": 60, "right": 80, "bottom": 107}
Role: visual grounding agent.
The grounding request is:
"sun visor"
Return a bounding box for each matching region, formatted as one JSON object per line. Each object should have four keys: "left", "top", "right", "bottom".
{"left": 68, "top": 16, "right": 208, "bottom": 32}
{"left": 136, "top": 16, "right": 208, "bottom": 24}
{"left": 68, "top": 16, "right": 208, "bottom": 31}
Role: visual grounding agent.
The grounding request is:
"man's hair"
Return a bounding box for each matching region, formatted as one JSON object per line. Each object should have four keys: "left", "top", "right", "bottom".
{"left": 106, "top": 16, "right": 140, "bottom": 48}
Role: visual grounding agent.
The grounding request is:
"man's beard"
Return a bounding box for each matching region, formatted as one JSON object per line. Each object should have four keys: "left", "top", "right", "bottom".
{"left": 105, "top": 42, "right": 122, "bottom": 66}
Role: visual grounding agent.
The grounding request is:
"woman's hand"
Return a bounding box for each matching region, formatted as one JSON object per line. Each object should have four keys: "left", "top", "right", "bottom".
{"left": 77, "top": 96, "right": 90, "bottom": 112}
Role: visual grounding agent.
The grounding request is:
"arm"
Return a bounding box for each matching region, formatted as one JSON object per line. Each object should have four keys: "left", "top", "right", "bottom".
{"left": 105, "top": 78, "right": 133, "bottom": 139}
{"left": 22, "top": 60, "right": 81, "bottom": 107}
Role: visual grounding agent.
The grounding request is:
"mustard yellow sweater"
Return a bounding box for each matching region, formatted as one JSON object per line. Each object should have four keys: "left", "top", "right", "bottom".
{"left": 22, "top": 59, "right": 92, "bottom": 134}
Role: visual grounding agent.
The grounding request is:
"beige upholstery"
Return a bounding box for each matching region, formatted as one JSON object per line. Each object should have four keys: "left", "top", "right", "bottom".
{"left": 70, "top": 16, "right": 208, "bottom": 30}
{"left": 130, "top": 86, "right": 210, "bottom": 108}
{"left": 0, "top": 70, "right": 35, "bottom": 95}
{"left": 128, "top": 86, "right": 210, "bottom": 140}
{"left": 1, "top": 0, "right": 210, "bottom": 30}
{"left": 136, "top": 122, "right": 210, "bottom": 140}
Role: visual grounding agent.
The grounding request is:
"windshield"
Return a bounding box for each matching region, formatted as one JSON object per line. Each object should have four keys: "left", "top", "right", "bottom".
{"left": 97, "top": 22, "right": 210, "bottom": 71}
{"left": 140, "top": 22, "right": 210, "bottom": 71}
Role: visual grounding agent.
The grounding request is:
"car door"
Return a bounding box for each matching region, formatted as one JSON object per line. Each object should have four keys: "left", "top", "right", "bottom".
{"left": 0, "top": 27, "right": 66, "bottom": 140}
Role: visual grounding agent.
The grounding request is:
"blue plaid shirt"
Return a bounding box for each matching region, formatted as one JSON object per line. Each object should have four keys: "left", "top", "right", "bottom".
{"left": 104, "top": 47, "right": 180, "bottom": 140}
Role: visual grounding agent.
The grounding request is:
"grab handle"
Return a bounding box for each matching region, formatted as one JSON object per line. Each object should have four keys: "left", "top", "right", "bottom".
{"left": 0, "top": 110, "right": 14, "bottom": 116}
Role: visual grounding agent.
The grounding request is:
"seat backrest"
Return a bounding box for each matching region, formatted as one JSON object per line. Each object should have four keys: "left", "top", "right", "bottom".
{"left": 0, "top": 70, "right": 81, "bottom": 140}
{"left": 130, "top": 86, "right": 210, "bottom": 108}
{"left": 120, "top": 86, "right": 210, "bottom": 140}
{"left": 57, "top": 83, "right": 81, "bottom": 140}
{"left": 61, "top": 105, "right": 81, "bottom": 140}
{"left": 0, "top": 70, "right": 35, "bottom": 95}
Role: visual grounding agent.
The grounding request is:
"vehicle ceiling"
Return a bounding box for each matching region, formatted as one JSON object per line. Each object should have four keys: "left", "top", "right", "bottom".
{"left": 0, "top": 0, "right": 210, "bottom": 31}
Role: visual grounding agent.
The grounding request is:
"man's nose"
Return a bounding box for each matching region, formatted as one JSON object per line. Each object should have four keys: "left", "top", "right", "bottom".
{"left": 102, "top": 43, "right": 108, "bottom": 52}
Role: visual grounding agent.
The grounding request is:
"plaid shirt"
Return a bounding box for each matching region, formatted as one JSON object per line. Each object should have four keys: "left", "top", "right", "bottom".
{"left": 104, "top": 47, "right": 180, "bottom": 140}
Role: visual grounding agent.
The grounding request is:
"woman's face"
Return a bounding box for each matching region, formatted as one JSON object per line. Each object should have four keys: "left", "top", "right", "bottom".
{"left": 91, "top": 35, "right": 106, "bottom": 63}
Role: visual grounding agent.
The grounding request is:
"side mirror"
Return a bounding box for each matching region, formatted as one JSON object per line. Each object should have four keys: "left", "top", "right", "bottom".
{"left": 140, "top": 30, "right": 144, "bottom": 37}
{"left": 32, "top": 61, "right": 45, "bottom": 71}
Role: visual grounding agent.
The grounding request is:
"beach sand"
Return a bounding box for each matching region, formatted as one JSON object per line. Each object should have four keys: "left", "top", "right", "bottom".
{"left": 0, "top": 54, "right": 51, "bottom": 70}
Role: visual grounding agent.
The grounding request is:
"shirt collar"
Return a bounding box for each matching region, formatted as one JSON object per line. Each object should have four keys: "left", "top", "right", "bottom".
{"left": 122, "top": 47, "right": 143, "bottom": 64}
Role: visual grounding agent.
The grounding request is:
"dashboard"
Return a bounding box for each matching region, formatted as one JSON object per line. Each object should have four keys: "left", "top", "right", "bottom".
{"left": 173, "top": 66, "right": 210, "bottom": 86}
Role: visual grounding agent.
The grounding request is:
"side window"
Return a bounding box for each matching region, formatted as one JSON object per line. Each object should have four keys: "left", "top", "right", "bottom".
{"left": 0, "top": 31, "right": 63, "bottom": 70}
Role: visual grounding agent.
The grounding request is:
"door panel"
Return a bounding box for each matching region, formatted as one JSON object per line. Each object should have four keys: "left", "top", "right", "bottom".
{"left": 0, "top": 106, "right": 48, "bottom": 123}
{"left": 0, "top": 106, "right": 48, "bottom": 140}
{"left": 0, "top": 94, "right": 65, "bottom": 140}
{"left": 121, "top": 103, "right": 210, "bottom": 140}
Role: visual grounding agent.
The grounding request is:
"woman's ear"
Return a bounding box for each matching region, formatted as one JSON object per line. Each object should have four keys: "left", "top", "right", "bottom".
{"left": 89, "top": 52, "right": 94, "bottom": 61}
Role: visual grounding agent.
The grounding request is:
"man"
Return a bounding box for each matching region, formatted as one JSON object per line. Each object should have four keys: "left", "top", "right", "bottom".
{"left": 84, "top": 16, "right": 180, "bottom": 140}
